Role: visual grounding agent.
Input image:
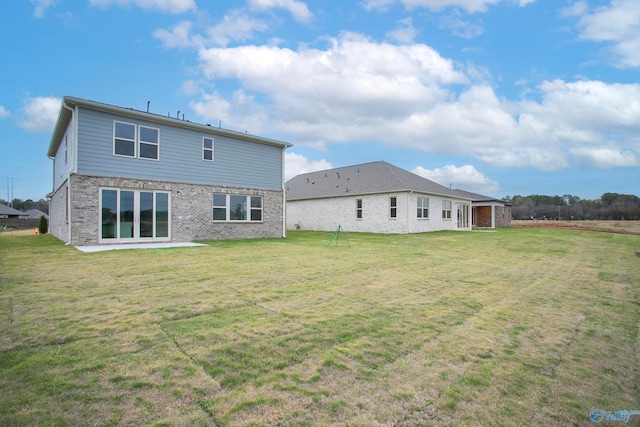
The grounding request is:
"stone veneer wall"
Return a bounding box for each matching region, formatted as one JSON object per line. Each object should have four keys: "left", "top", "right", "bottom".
{"left": 68, "top": 174, "right": 284, "bottom": 246}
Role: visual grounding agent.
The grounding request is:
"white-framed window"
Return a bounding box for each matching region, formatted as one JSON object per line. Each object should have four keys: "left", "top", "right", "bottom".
{"left": 213, "top": 194, "right": 263, "bottom": 222}
{"left": 417, "top": 197, "right": 429, "bottom": 219}
{"left": 390, "top": 197, "right": 397, "bottom": 219}
{"left": 139, "top": 126, "right": 159, "bottom": 160}
{"left": 99, "top": 188, "right": 170, "bottom": 242}
{"left": 356, "top": 199, "right": 363, "bottom": 219}
{"left": 113, "top": 121, "right": 159, "bottom": 160}
{"left": 442, "top": 200, "right": 452, "bottom": 220}
{"left": 114, "top": 121, "right": 136, "bottom": 157}
{"left": 203, "top": 137, "right": 214, "bottom": 161}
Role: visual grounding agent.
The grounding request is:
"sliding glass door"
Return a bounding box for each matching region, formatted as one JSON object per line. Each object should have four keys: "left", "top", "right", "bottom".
{"left": 457, "top": 203, "right": 470, "bottom": 229}
{"left": 100, "top": 189, "right": 170, "bottom": 242}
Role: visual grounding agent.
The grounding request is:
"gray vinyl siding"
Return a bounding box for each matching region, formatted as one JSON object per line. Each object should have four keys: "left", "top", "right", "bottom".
{"left": 75, "top": 108, "right": 284, "bottom": 190}
{"left": 53, "top": 120, "right": 74, "bottom": 191}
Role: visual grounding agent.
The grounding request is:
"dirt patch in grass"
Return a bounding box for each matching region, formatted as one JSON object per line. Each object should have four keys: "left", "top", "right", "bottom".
{"left": 512, "top": 219, "right": 640, "bottom": 235}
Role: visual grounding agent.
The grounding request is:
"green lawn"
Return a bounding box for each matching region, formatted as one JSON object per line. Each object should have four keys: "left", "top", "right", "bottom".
{"left": 1, "top": 228, "right": 639, "bottom": 426}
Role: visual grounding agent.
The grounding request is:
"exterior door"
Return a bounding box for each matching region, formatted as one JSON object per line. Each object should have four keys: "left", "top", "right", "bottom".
{"left": 457, "top": 203, "right": 470, "bottom": 229}
{"left": 100, "top": 189, "right": 170, "bottom": 242}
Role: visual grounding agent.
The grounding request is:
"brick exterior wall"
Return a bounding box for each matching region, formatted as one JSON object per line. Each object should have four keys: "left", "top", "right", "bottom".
{"left": 49, "top": 179, "right": 69, "bottom": 242}
{"left": 286, "top": 193, "right": 469, "bottom": 234}
{"left": 60, "top": 174, "right": 284, "bottom": 246}
{"left": 472, "top": 204, "right": 512, "bottom": 228}
{"left": 495, "top": 205, "right": 512, "bottom": 227}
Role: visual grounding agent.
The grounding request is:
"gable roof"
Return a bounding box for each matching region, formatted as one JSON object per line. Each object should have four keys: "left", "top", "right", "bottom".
{"left": 0, "top": 204, "right": 26, "bottom": 216}
{"left": 286, "top": 161, "right": 471, "bottom": 201}
{"left": 48, "top": 96, "right": 292, "bottom": 158}
{"left": 24, "top": 209, "right": 48, "bottom": 219}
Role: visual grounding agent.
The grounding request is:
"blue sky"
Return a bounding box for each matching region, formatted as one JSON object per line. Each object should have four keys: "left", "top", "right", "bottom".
{"left": 1, "top": 0, "right": 639, "bottom": 202}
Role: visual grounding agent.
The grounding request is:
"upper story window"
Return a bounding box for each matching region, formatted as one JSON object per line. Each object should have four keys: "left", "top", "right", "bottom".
{"left": 114, "top": 122, "right": 136, "bottom": 157}
{"left": 113, "top": 121, "right": 159, "bottom": 160}
{"left": 417, "top": 197, "right": 429, "bottom": 219}
{"left": 356, "top": 199, "right": 363, "bottom": 219}
{"left": 390, "top": 197, "right": 397, "bottom": 219}
{"left": 442, "top": 200, "right": 452, "bottom": 220}
{"left": 139, "top": 126, "right": 159, "bottom": 160}
{"left": 203, "top": 137, "right": 214, "bottom": 161}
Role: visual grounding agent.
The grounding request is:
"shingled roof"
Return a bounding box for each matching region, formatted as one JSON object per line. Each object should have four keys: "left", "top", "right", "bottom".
{"left": 285, "top": 161, "right": 471, "bottom": 201}
{"left": 0, "top": 204, "right": 26, "bottom": 217}
{"left": 450, "top": 189, "right": 505, "bottom": 203}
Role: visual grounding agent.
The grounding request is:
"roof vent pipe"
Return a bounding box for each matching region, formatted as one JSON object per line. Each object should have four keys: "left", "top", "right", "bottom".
{"left": 147, "top": 101, "right": 150, "bottom": 112}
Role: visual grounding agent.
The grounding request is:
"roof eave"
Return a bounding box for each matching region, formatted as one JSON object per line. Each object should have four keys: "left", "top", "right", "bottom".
{"left": 48, "top": 96, "right": 292, "bottom": 158}
{"left": 287, "top": 188, "right": 473, "bottom": 202}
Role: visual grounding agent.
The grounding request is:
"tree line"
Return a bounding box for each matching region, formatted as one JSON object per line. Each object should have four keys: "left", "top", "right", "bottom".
{"left": 502, "top": 193, "right": 640, "bottom": 220}
{"left": 0, "top": 198, "right": 49, "bottom": 214}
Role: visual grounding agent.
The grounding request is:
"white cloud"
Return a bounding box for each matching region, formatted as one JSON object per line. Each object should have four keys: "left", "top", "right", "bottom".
{"left": 560, "top": 1, "right": 588, "bottom": 18}
{"left": 18, "top": 96, "right": 61, "bottom": 132}
{"left": 189, "top": 90, "right": 271, "bottom": 136}
{"left": 205, "top": 10, "right": 269, "bottom": 47}
{"left": 197, "top": 31, "right": 467, "bottom": 104}
{"left": 521, "top": 79, "right": 640, "bottom": 135}
{"left": 386, "top": 18, "right": 419, "bottom": 44}
{"left": 173, "top": 29, "right": 638, "bottom": 172}
{"left": 0, "top": 105, "right": 9, "bottom": 118}
{"left": 362, "top": 0, "right": 532, "bottom": 14}
{"left": 284, "top": 152, "right": 333, "bottom": 181}
{"left": 248, "top": 0, "right": 313, "bottom": 23}
{"left": 569, "top": 147, "right": 637, "bottom": 168}
{"left": 89, "top": 0, "right": 196, "bottom": 14}
{"left": 413, "top": 164, "right": 500, "bottom": 194}
{"left": 573, "top": 0, "right": 640, "bottom": 68}
{"left": 154, "top": 12, "right": 269, "bottom": 49}
{"left": 30, "top": 0, "right": 55, "bottom": 18}
{"left": 154, "top": 21, "right": 201, "bottom": 48}
{"left": 439, "top": 9, "right": 485, "bottom": 38}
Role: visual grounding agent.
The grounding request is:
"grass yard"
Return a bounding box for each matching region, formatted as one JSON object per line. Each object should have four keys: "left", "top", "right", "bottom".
{"left": 1, "top": 228, "right": 639, "bottom": 426}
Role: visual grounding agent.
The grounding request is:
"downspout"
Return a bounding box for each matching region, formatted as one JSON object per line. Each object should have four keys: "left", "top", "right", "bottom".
{"left": 62, "top": 101, "right": 75, "bottom": 245}
{"left": 281, "top": 147, "right": 287, "bottom": 238}
{"left": 407, "top": 190, "right": 413, "bottom": 234}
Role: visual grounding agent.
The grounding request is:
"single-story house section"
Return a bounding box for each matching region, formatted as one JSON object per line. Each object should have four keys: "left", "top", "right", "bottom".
{"left": 0, "top": 204, "right": 28, "bottom": 219}
{"left": 24, "top": 209, "right": 49, "bottom": 219}
{"left": 285, "top": 161, "right": 474, "bottom": 234}
{"left": 450, "top": 189, "right": 511, "bottom": 228}
{"left": 47, "top": 96, "right": 292, "bottom": 247}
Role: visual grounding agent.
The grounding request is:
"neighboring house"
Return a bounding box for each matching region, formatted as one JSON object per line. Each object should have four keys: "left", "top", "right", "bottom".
{"left": 47, "top": 96, "right": 291, "bottom": 247}
{"left": 450, "top": 189, "right": 511, "bottom": 228}
{"left": 0, "top": 204, "right": 28, "bottom": 219}
{"left": 285, "top": 161, "right": 474, "bottom": 234}
{"left": 24, "top": 209, "right": 49, "bottom": 219}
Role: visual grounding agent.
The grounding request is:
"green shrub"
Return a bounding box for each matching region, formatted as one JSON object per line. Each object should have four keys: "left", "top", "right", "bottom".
{"left": 38, "top": 215, "right": 48, "bottom": 235}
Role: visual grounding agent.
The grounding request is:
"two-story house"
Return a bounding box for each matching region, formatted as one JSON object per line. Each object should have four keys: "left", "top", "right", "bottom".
{"left": 47, "top": 97, "right": 292, "bottom": 247}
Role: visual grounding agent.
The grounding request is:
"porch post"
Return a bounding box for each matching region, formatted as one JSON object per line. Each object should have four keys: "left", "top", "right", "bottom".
{"left": 491, "top": 204, "right": 496, "bottom": 228}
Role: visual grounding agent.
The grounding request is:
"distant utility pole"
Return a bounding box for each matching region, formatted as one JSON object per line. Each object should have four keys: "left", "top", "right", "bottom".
{"left": 5, "top": 178, "right": 13, "bottom": 207}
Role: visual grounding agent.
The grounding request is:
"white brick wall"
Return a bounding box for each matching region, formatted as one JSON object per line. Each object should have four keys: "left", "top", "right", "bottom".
{"left": 286, "top": 192, "right": 469, "bottom": 234}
